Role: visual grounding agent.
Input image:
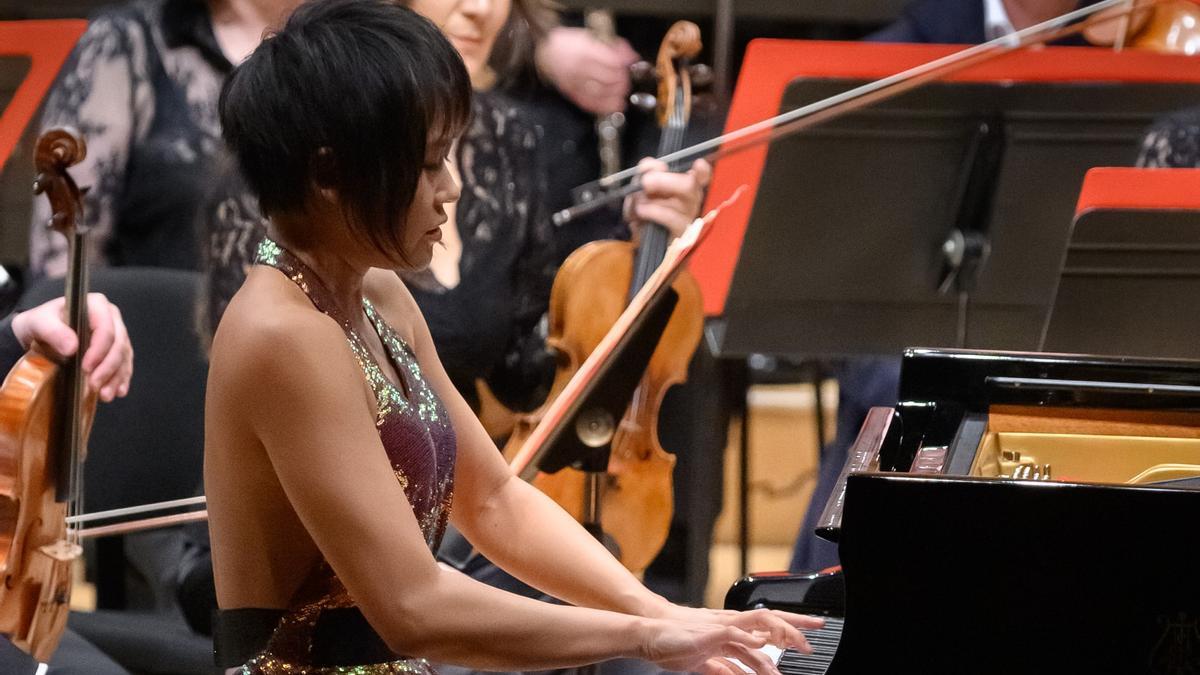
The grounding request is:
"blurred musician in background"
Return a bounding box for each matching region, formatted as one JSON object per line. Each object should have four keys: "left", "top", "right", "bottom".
{"left": 1139, "top": 105, "right": 1200, "bottom": 167}
{"left": 26, "top": 0, "right": 304, "bottom": 279}
{"left": 790, "top": 0, "right": 1104, "bottom": 575}
{"left": 1, "top": 294, "right": 133, "bottom": 674}
{"left": 870, "top": 0, "right": 1090, "bottom": 43}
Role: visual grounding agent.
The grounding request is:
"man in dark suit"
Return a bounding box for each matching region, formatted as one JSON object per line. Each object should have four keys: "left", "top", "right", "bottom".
{"left": 790, "top": 0, "right": 1097, "bottom": 574}
{"left": 871, "top": 0, "right": 1089, "bottom": 44}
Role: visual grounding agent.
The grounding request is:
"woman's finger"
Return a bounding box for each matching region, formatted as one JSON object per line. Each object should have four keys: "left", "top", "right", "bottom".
{"left": 91, "top": 305, "right": 132, "bottom": 400}
{"left": 83, "top": 294, "right": 117, "bottom": 376}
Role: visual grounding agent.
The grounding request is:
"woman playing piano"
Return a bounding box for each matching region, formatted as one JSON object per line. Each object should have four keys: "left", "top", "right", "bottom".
{"left": 203, "top": 1, "right": 819, "bottom": 673}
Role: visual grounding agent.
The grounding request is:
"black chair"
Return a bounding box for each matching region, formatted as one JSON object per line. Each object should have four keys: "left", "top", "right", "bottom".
{"left": 20, "top": 267, "right": 215, "bottom": 675}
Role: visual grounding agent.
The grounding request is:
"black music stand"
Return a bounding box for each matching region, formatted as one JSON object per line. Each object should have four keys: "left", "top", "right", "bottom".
{"left": 0, "top": 54, "right": 33, "bottom": 273}
{"left": 706, "top": 75, "right": 1200, "bottom": 574}
{"left": 1042, "top": 206, "right": 1200, "bottom": 359}
{"left": 524, "top": 285, "right": 678, "bottom": 549}
{"left": 516, "top": 283, "right": 678, "bottom": 675}
{"left": 709, "top": 77, "right": 1200, "bottom": 358}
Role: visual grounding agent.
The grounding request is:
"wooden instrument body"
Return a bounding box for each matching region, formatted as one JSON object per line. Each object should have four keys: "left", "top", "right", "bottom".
{"left": 0, "top": 351, "right": 93, "bottom": 661}
{"left": 503, "top": 239, "right": 703, "bottom": 573}
{"left": 1128, "top": 0, "right": 1200, "bottom": 52}
{"left": 1085, "top": 0, "right": 1200, "bottom": 53}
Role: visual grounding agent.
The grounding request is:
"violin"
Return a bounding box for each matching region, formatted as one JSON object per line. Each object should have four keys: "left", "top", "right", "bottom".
{"left": 1084, "top": 0, "right": 1200, "bottom": 53}
{"left": 502, "top": 22, "right": 707, "bottom": 574}
{"left": 0, "top": 128, "right": 93, "bottom": 662}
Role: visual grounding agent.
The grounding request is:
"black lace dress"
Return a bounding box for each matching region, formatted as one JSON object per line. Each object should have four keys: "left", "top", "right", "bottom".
{"left": 1138, "top": 106, "right": 1200, "bottom": 168}
{"left": 29, "top": 0, "right": 232, "bottom": 277}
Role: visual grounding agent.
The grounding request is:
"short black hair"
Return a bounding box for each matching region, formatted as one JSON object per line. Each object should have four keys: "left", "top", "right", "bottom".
{"left": 219, "top": 0, "right": 472, "bottom": 260}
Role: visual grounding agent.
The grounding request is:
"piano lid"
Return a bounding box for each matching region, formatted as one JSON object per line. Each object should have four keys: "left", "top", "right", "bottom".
{"left": 898, "top": 347, "right": 1200, "bottom": 413}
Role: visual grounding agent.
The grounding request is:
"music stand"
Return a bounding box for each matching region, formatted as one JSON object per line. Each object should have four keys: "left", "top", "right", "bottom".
{"left": 705, "top": 76, "right": 1200, "bottom": 357}
{"left": 1042, "top": 167, "right": 1200, "bottom": 359}
{"left": 689, "top": 39, "right": 1200, "bottom": 574}
{"left": 521, "top": 285, "right": 678, "bottom": 557}
{"left": 0, "top": 20, "right": 87, "bottom": 270}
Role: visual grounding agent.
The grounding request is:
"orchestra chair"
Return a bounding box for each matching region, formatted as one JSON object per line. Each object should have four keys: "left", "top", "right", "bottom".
{"left": 20, "top": 267, "right": 213, "bottom": 674}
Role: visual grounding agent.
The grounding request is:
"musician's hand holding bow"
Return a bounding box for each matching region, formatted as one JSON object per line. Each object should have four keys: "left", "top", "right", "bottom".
{"left": 11, "top": 293, "right": 133, "bottom": 401}
{"left": 624, "top": 156, "right": 712, "bottom": 240}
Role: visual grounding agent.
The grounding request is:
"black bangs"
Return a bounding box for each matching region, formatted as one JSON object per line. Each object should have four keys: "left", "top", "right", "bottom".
{"left": 218, "top": 0, "right": 473, "bottom": 260}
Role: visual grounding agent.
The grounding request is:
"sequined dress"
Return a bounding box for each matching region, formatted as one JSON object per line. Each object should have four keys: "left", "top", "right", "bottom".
{"left": 241, "top": 239, "right": 457, "bottom": 674}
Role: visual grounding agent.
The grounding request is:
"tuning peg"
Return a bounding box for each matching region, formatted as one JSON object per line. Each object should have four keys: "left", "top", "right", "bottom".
{"left": 629, "top": 92, "right": 656, "bottom": 111}
{"left": 688, "top": 63, "right": 713, "bottom": 90}
{"left": 629, "top": 60, "right": 655, "bottom": 85}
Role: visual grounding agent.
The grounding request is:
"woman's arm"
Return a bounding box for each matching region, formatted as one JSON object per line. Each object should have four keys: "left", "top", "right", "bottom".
{"left": 219, "top": 289, "right": 790, "bottom": 673}
{"left": 365, "top": 272, "right": 818, "bottom": 653}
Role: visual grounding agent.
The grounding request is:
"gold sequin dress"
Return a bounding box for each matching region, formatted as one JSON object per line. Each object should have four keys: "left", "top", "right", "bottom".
{"left": 237, "top": 239, "right": 457, "bottom": 674}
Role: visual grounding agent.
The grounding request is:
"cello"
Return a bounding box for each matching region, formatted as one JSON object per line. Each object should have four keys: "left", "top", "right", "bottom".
{"left": 503, "top": 21, "right": 706, "bottom": 575}
{"left": 0, "top": 128, "right": 93, "bottom": 662}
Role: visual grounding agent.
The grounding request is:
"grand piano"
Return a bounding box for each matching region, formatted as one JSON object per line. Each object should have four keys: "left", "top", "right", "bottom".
{"left": 726, "top": 348, "right": 1200, "bottom": 674}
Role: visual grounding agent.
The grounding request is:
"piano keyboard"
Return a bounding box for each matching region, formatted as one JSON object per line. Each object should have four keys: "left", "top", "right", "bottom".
{"left": 731, "top": 616, "right": 843, "bottom": 674}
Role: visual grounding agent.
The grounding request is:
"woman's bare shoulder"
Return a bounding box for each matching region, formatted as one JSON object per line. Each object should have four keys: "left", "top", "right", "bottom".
{"left": 210, "top": 268, "right": 351, "bottom": 382}
{"left": 363, "top": 267, "right": 422, "bottom": 345}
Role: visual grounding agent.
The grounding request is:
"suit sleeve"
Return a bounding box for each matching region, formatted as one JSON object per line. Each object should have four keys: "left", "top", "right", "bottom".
{"left": 0, "top": 315, "right": 23, "bottom": 375}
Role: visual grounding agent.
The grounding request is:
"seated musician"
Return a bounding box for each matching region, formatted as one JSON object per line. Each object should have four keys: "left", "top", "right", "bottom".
{"left": 1, "top": 294, "right": 133, "bottom": 674}
{"left": 870, "top": 0, "right": 1093, "bottom": 43}
{"left": 204, "top": 2, "right": 820, "bottom": 673}
{"left": 790, "top": 0, "right": 1104, "bottom": 575}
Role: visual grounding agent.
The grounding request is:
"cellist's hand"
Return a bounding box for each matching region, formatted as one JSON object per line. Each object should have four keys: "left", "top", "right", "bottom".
{"left": 11, "top": 293, "right": 133, "bottom": 401}
{"left": 624, "top": 156, "right": 712, "bottom": 241}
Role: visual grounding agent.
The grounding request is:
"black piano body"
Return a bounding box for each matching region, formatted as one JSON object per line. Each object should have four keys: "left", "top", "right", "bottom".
{"left": 727, "top": 349, "right": 1200, "bottom": 674}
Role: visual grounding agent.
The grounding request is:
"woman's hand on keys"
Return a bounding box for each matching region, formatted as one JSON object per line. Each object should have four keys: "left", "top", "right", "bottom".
{"left": 639, "top": 606, "right": 825, "bottom": 673}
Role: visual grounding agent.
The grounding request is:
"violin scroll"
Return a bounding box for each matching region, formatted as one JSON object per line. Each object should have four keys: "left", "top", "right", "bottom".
{"left": 655, "top": 21, "right": 702, "bottom": 128}
{"left": 33, "top": 127, "right": 87, "bottom": 237}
